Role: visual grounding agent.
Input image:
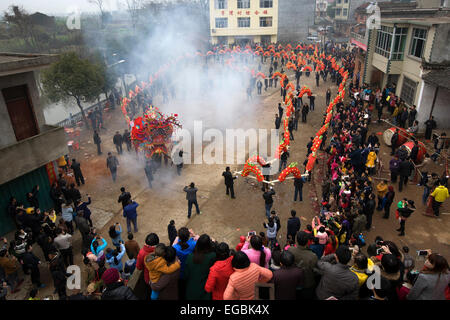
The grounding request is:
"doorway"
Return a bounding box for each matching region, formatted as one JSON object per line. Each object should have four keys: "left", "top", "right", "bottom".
{"left": 2, "top": 85, "right": 39, "bottom": 141}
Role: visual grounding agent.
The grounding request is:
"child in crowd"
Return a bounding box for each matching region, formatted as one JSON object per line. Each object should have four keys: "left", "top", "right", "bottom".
{"left": 144, "top": 243, "right": 180, "bottom": 300}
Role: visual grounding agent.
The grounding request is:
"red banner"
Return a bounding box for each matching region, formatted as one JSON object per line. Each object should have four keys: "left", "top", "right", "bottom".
{"left": 45, "top": 161, "right": 57, "bottom": 185}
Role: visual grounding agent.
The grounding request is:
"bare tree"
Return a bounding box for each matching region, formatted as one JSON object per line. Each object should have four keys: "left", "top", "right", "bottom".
{"left": 124, "top": 0, "right": 144, "bottom": 31}
{"left": 3, "top": 5, "right": 41, "bottom": 51}
{"left": 88, "top": 0, "right": 107, "bottom": 29}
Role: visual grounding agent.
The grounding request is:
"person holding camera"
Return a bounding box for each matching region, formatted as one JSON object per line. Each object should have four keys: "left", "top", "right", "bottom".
{"left": 183, "top": 183, "right": 201, "bottom": 218}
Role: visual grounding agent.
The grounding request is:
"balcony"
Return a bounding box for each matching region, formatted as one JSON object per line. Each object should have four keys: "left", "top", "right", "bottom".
{"left": 0, "top": 125, "right": 68, "bottom": 185}
{"left": 350, "top": 31, "right": 368, "bottom": 51}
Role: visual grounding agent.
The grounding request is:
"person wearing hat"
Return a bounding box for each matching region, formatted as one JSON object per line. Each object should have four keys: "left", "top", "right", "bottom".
{"left": 100, "top": 268, "right": 138, "bottom": 300}
{"left": 396, "top": 199, "right": 415, "bottom": 236}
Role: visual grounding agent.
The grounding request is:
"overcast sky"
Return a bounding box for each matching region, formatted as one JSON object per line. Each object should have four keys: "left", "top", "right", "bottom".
{"left": 0, "top": 0, "right": 123, "bottom": 15}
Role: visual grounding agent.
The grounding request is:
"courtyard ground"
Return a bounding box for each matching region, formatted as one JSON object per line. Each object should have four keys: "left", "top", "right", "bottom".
{"left": 6, "top": 59, "right": 449, "bottom": 299}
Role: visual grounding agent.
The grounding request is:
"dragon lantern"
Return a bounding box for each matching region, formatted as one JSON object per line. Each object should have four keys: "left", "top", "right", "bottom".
{"left": 130, "top": 106, "right": 181, "bottom": 159}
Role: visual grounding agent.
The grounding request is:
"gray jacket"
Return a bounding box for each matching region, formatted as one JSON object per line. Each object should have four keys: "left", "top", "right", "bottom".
{"left": 74, "top": 215, "right": 90, "bottom": 235}
{"left": 288, "top": 246, "right": 318, "bottom": 289}
{"left": 315, "top": 254, "right": 359, "bottom": 300}
{"left": 407, "top": 272, "right": 450, "bottom": 300}
{"left": 183, "top": 186, "right": 198, "bottom": 201}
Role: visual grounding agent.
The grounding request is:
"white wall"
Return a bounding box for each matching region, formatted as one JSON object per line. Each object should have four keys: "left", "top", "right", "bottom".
{"left": 417, "top": 82, "right": 450, "bottom": 131}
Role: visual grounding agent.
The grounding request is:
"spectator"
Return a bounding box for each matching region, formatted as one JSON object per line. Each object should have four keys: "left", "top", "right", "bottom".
{"left": 125, "top": 233, "right": 140, "bottom": 260}
{"left": 286, "top": 210, "right": 301, "bottom": 241}
{"left": 205, "top": 242, "right": 234, "bottom": 300}
{"left": 167, "top": 220, "right": 177, "bottom": 246}
{"left": 223, "top": 251, "right": 272, "bottom": 300}
{"left": 173, "top": 228, "right": 197, "bottom": 300}
{"left": 149, "top": 246, "right": 181, "bottom": 300}
{"left": 109, "top": 223, "right": 123, "bottom": 248}
{"left": 101, "top": 268, "right": 138, "bottom": 300}
{"left": 288, "top": 231, "right": 318, "bottom": 299}
{"left": 273, "top": 251, "right": 304, "bottom": 300}
{"left": 315, "top": 245, "right": 359, "bottom": 300}
{"left": 136, "top": 233, "right": 159, "bottom": 299}
{"left": 407, "top": 252, "right": 450, "bottom": 300}
{"left": 184, "top": 235, "right": 216, "bottom": 300}
{"left": 241, "top": 235, "right": 271, "bottom": 269}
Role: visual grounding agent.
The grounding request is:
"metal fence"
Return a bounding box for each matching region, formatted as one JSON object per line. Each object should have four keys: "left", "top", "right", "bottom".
{"left": 55, "top": 99, "right": 108, "bottom": 128}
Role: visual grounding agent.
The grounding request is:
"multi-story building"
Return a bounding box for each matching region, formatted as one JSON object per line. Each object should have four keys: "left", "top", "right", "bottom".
{"left": 361, "top": 0, "right": 450, "bottom": 130}
{"left": 316, "top": 0, "right": 329, "bottom": 18}
{"left": 209, "top": 0, "right": 279, "bottom": 45}
{"left": 334, "top": 0, "right": 352, "bottom": 21}
{"left": 0, "top": 53, "right": 68, "bottom": 235}
{"left": 334, "top": 0, "right": 375, "bottom": 36}
{"left": 208, "top": 0, "right": 315, "bottom": 45}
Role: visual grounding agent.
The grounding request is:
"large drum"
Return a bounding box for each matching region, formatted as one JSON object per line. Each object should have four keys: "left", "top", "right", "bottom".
{"left": 400, "top": 141, "right": 427, "bottom": 164}
{"left": 383, "top": 127, "right": 411, "bottom": 146}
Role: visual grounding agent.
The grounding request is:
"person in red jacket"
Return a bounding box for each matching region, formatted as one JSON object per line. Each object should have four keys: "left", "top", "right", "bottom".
{"left": 205, "top": 243, "right": 234, "bottom": 300}
{"left": 135, "top": 233, "right": 159, "bottom": 298}
{"left": 323, "top": 231, "right": 338, "bottom": 256}
{"left": 235, "top": 236, "right": 246, "bottom": 251}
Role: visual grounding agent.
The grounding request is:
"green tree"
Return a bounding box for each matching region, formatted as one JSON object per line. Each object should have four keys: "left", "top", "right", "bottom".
{"left": 42, "top": 52, "right": 104, "bottom": 128}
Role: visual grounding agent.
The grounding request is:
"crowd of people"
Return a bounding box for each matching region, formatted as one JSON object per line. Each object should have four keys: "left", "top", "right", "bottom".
{"left": 1, "top": 41, "right": 449, "bottom": 301}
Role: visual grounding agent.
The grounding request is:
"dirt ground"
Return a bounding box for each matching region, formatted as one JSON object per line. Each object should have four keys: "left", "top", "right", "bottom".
{"left": 7, "top": 58, "right": 450, "bottom": 299}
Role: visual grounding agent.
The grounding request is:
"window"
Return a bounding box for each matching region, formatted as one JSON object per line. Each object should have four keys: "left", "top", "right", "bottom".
{"left": 215, "top": 0, "right": 227, "bottom": 9}
{"left": 375, "top": 26, "right": 393, "bottom": 58}
{"left": 238, "top": 17, "right": 250, "bottom": 28}
{"left": 260, "top": 16, "right": 273, "bottom": 27}
{"left": 343, "top": 8, "right": 348, "bottom": 16}
{"left": 409, "top": 28, "right": 427, "bottom": 58}
{"left": 391, "top": 27, "right": 408, "bottom": 60}
{"left": 400, "top": 76, "right": 418, "bottom": 105}
{"left": 344, "top": 0, "right": 349, "bottom": 3}
{"left": 337, "top": 0, "right": 342, "bottom": 3}
{"left": 237, "top": 0, "right": 250, "bottom": 9}
{"left": 336, "top": 8, "right": 342, "bottom": 16}
{"left": 260, "top": 0, "right": 273, "bottom": 8}
{"left": 215, "top": 18, "right": 228, "bottom": 28}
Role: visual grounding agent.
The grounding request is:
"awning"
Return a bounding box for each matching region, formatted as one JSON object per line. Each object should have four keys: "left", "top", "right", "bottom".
{"left": 351, "top": 38, "right": 367, "bottom": 51}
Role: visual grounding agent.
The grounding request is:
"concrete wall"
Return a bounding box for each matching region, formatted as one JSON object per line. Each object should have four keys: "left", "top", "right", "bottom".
{"left": 417, "top": 83, "right": 450, "bottom": 130}
{"left": 0, "top": 125, "right": 68, "bottom": 185}
{"left": 430, "top": 23, "right": 450, "bottom": 63}
{"left": 277, "top": 0, "right": 315, "bottom": 42}
{"left": 0, "top": 71, "right": 46, "bottom": 149}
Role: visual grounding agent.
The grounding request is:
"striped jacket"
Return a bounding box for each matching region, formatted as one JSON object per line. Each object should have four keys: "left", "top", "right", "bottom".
{"left": 223, "top": 263, "right": 273, "bottom": 300}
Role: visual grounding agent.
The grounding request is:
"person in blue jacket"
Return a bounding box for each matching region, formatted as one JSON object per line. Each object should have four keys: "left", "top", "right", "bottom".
{"left": 172, "top": 227, "right": 197, "bottom": 300}
{"left": 91, "top": 236, "right": 108, "bottom": 261}
{"left": 109, "top": 223, "right": 123, "bottom": 248}
{"left": 123, "top": 199, "right": 139, "bottom": 233}
{"left": 106, "top": 242, "right": 126, "bottom": 272}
